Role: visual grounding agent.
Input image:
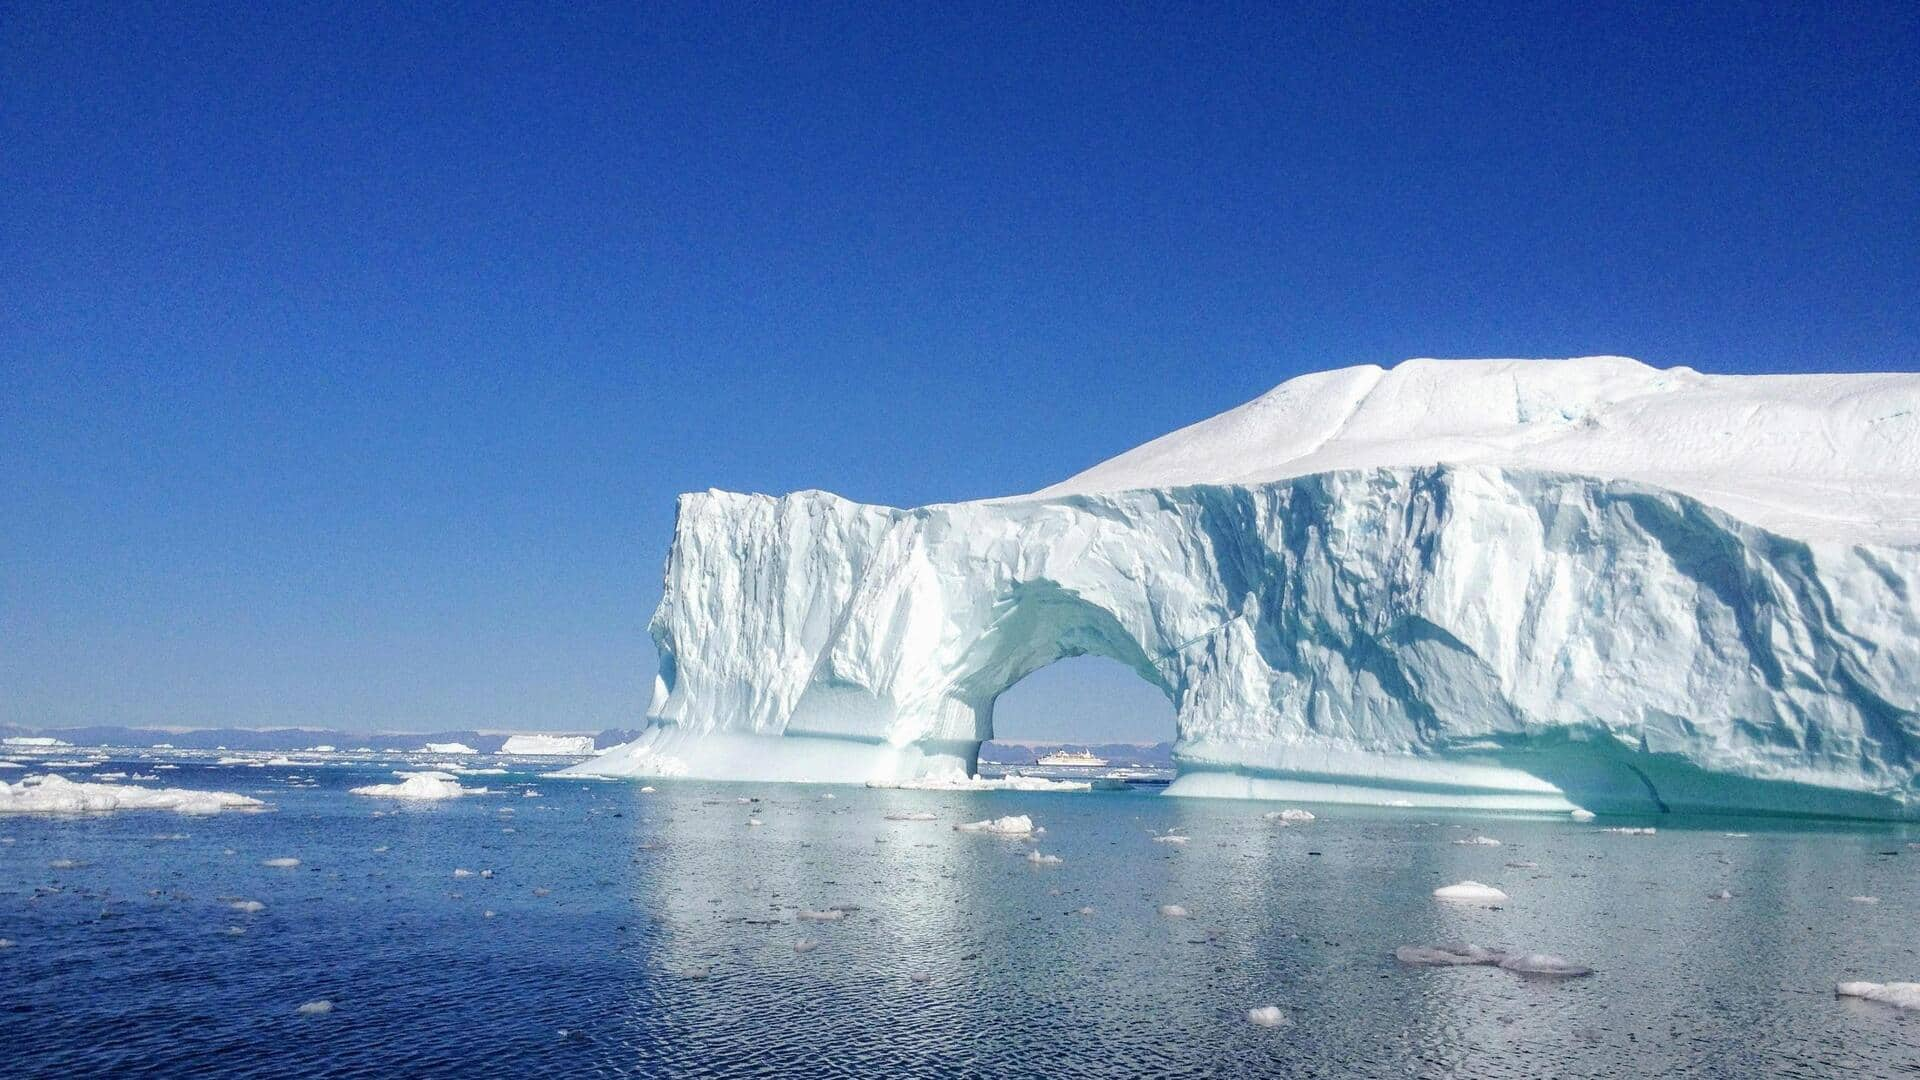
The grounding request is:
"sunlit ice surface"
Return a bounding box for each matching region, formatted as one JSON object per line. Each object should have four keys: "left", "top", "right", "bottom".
{"left": 1, "top": 756, "right": 1917, "bottom": 1077}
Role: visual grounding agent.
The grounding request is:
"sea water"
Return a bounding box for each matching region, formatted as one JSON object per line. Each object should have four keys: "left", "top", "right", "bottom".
{"left": 2, "top": 758, "right": 1917, "bottom": 1077}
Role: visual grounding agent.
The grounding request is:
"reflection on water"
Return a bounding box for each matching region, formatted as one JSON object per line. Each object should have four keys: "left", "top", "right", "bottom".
{"left": 1, "top": 759, "right": 1916, "bottom": 1077}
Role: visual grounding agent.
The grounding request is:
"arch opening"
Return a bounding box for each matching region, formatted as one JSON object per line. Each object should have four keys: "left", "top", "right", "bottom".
{"left": 978, "top": 654, "right": 1178, "bottom": 780}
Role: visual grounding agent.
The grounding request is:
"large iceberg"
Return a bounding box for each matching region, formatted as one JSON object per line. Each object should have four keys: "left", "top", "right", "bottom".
{"left": 582, "top": 357, "right": 1920, "bottom": 818}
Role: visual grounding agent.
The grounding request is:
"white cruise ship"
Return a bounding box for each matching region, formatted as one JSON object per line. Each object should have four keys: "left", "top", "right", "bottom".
{"left": 1035, "top": 748, "right": 1107, "bottom": 768}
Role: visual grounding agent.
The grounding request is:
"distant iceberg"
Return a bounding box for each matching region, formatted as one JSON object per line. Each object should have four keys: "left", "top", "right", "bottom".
{"left": 580, "top": 358, "right": 1920, "bottom": 819}
{"left": 500, "top": 734, "right": 598, "bottom": 756}
{"left": 420, "top": 742, "right": 477, "bottom": 755}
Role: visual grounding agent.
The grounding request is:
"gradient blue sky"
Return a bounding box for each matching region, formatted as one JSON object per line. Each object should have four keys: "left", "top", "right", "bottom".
{"left": 3, "top": 3, "right": 1916, "bottom": 739}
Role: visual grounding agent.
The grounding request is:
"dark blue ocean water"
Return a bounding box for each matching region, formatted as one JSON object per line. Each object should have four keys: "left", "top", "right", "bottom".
{"left": 2, "top": 757, "right": 1917, "bottom": 1078}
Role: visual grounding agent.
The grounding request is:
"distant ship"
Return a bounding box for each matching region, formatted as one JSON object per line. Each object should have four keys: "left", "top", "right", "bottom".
{"left": 1035, "top": 748, "right": 1107, "bottom": 768}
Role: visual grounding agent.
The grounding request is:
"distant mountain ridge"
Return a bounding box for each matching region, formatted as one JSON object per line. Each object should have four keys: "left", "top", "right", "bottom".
{"left": 0, "top": 724, "right": 642, "bottom": 753}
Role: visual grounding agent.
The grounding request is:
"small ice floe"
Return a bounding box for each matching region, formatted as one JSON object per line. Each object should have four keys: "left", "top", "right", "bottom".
{"left": 262, "top": 857, "right": 300, "bottom": 868}
{"left": 1600, "top": 827, "right": 1656, "bottom": 835}
{"left": 1835, "top": 981, "right": 1920, "bottom": 1010}
{"left": 1246, "top": 1005, "right": 1290, "bottom": 1028}
{"left": 483, "top": 910, "right": 496, "bottom": 918}
{"left": 224, "top": 927, "right": 246, "bottom": 936}
{"left": 372, "top": 846, "right": 389, "bottom": 853}
{"left": 1708, "top": 889, "right": 1734, "bottom": 901}
{"left": 1433, "top": 881, "right": 1508, "bottom": 903}
{"left": 793, "top": 939, "right": 820, "bottom": 954}
{"left": 1723, "top": 832, "right": 1751, "bottom": 838}
{"left": 48, "top": 858, "right": 84, "bottom": 870}
{"left": 953, "top": 815, "right": 1034, "bottom": 836}
{"left": 908, "top": 972, "right": 932, "bottom": 985}
{"left": 151, "top": 833, "right": 189, "bottom": 842}
{"left": 1263, "top": 808, "right": 1316, "bottom": 824}
{"left": 533, "top": 887, "right": 551, "bottom": 897}
{"left": 1158, "top": 904, "right": 1189, "bottom": 918}
{"left": 746, "top": 818, "right": 764, "bottom": 827}
{"left": 349, "top": 771, "right": 478, "bottom": 801}
{"left": 223, "top": 848, "right": 237, "bottom": 856}
{"left": 453, "top": 868, "right": 475, "bottom": 878}
{"left": 1153, "top": 834, "right": 1190, "bottom": 845}
{"left": 296, "top": 1000, "right": 334, "bottom": 1016}
{"left": 480, "top": 869, "right": 493, "bottom": 879}
{"left": 639, "top": 786, "right": 656, "bottom": 793}
{"left": 521, "top": 790, "right": 542, "bottom": 798}
{"left": 1570, "top": 809, "right": 1596, "bottom": 822}
{"left": 736, "top": 797, "right": 752, "bottom": 804}
{"left": 1395, "top": 944, "right": 1592, "bottom": 977}
{"left": 0, "top": 938, "right": 14, "bottom": 948}
{"left": 0, "top": 761, "right": 23, "bottom": 770}
{"left": 1, "top": 774, "right": 264, "bottom": 815}
{"left": 1850, "top": 896, "right": 1880, "bottom": 904}
{"left": 884, "top": 811, "right": 938, "bottom": 822}
{"left": 92, "top": 772, "right": 128, "bottom": 781}
{"left": 797, "top": 909, "right": 846, "bottom": 922}
{"left": 230, "top": 900, "right": 265, "bottom": 913}
{"left": 1504, "top": 860, "right": 1539, "bottom": 870}
{"left": 1453, "top": 836, "right": 1502, "bottom": 846}
{"left": 819, "top": 793, "right": 835, "bottom": 800}
{"left": 1077, "top": 906, "right": 1095, "bottom": 916}
{"left": 1499, "top": 953, "right": 1593, "bottom": 977}
{"left": 1026, "top": 851, "right": 1063, "bottom": 866}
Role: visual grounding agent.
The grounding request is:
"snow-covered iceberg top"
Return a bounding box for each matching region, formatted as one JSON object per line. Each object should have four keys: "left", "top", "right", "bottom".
{"left": 0, "top": 774, "right": 265, "bottom": 815}
{"left": 581, "top": 358, "right": 1920, "bottom": 819}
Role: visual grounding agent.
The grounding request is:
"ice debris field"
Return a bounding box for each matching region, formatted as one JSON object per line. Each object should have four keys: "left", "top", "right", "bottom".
{"left": 581, "top": 357, "right": 1920, "bottom": 820}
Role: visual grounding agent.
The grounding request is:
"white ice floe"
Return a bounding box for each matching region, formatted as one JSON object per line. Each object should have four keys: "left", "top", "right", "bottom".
{"left": 1153, "top": 834, "right": 1190, "bottom": 845}
{"left": 1850, "top": 896, "right": 1880, "bottom": 904}
{"left": 1433, "top": 881, "right": 1509, "bottom": 903}
{"left": 746, "top": 818, "right": 764, "bottom": 827}
{"left": 230, "top": 900, "right": 265, "bottom": 913}
{"left": 1396, "top": 943, "right": 1591, "bottom": 977}
{"left": 1026, "top": 851, "right": 1063, "bottom": 865}
{"left": 1453, "top": 835, "right": 1502, "bottom": 846}
{"left": 1262, "top": 808, "right": 1316, "bottom": 823}
{"left": 1600, "top": 826, "right": 1657, "bottom": 835}
{"left": 0, "top": 761, "right": 22, "bottom": 770}
{"left": 1504, "top": 860, "right": 1538, "bottom": 869}
{"left": 0, "top": 774, "right": 264, "bottom": 816}
{"left": 884, "top": 811, "right": 939, "bottom": 822}
{"left": 349, "top": 771, "right": 478, "bottom": 801}
{"left": 953, "top": 815, "right": 1035, "bottom": 835}
{"left": 453, "top": 868, "right": 474, "bottom": 878}
{"left": 1836, "top": 981, "right": 1920, "bottom": 1010}
{"left": 521, "top": 790, "right": 542, "bottom": 798}
{"left": 793, "top": 939, "right": 820, "bottom": 953}
{"left": 1247, "top": 1005, "right": 1290, "bottom": 1028}
{"left": 262, "top": 857, "right": 300, "bottom": 868}
{"left": 0, "top": 939, "right": 13, "bottom": 948}
{"left": 1709, "top": 889, "right": 1734, "bottom": 900}
{"left": 421, "top": 742, "right": 477, "bottom": 755}
{"left": 1570, "top": 809, "right": 1596, "bottom": 822}
{"left": 797, "top": 909, "right": 846, "bottom": 921}
{"left": 1159, "top": 904, "right": 1189, "bottom": 918}
{"left": 639, "top": 786, "right": 656, "bottom": 793}
{"left": 297, "top": 1000, "right": 334, "bottom": 1015}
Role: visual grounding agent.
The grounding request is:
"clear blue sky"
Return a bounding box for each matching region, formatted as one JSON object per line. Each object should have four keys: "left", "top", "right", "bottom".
{"left": 3, "top": 3, "right": 1915, "bottom": 739}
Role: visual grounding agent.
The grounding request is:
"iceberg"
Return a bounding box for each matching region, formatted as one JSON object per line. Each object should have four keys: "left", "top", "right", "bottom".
{"left": 0, "top": 774, "right": 264, "bottom": 815}
{"left": 420, "top": 742, "right": 477, "bottom": 755}
{"left": 580, "top": 357, "right": 1920, "bottom": 819}
{"left": 500, "top": 734, "right": 598, "bottom": 756}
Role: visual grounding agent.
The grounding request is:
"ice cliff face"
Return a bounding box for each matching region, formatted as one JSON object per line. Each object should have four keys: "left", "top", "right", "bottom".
{"left": 586, "top": 357, "right": 1920, "bottom": 818}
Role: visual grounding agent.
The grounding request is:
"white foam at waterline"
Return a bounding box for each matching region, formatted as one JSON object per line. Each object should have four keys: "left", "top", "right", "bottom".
{"left": 1026, "top": 851, "right": 1063, "bottom": 865}
{"left": 1159, "top": 904, "right": 1189, "bottom": 918}
{"left": 884, "top": 811, "right": 938, "bottom": 821}
{"left": 0, "top": 774, "right": 264, "bottom": 815}
{"left": 1433, "top": 881, "right": 1509, "bottom": 903}
{"left": 297, "top": 1000, "right": 334, "bottom": 1015}
{"left": 1247, "top": 1005, "right": 1290, "bottom": 1028}
{"left": 1453, "top": 836, "right": 1502, "bottom": 846}
{"left": 263, "top": 857, "right": 300, "bottom": 868}
{"left": 1835, "top": 981, "right": 1920, "bottom": 1010}
{"left": 953, "top": 815, "right": 1034, "bottom": 835}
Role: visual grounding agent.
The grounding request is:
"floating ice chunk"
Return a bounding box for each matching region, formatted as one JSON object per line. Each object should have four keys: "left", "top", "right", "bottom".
{"left": 1453, "top": 836, "right": 1502, "bottom": 846}
{"left": 746, "top": 818, "right": 764, "bottom": 827}
{"left": 1570, "top": 809, "right": 1596, "bottom": 822}
{"left": 297, "top": 1000, "right": 334, "bottom": 1015}
{"left": 819, "top": 793, "right": 835, "bottom": 800}
{"left": 1159, "top": 904, "right": 1189, "bottom": 918}
{"left": 92, "top": 772, "right": 127, "bottom": 781}
{"left": 1026, "top": 851, "right": 1063, "bottom": 865}
{"left": 1246, "top": 1005, "right": 1290, "bottom": 1028}
{"left": 349, "top": 771, "right": 476, "bottom": 800}
{"left": 1077, "top": 906, "right": 1094, "bottom": 916}
{"left": 1504, "top": 860, "right": 1539, "bottom": 869}
{"left": 1395, "top": 943, "right": 1505, "bottom": 967}
{"left": 151, "top": 833, "right": 189, "bottom": 842}
{"left": 1850, "top": 896, "right": 1880, "bottom": 904}
{"left": 1262, "top": 808, "right": 1316, "bottom": 824}
{"left": 1600, "top": 827, "right": 1656, "bottom": 835}
{"left": 1708, "top": 889, "right": 1734, "bottom": 900}
{"left": 225, "top": 927, "right": 245, "bottom": 936}
{"left": 639, "top": 786, "right": 656, "bottom": 793}
{"left": 421, "top": 743, "right": 477, "bottom": 755}
{"left": 1836, "top": 981, "right": 1920, "bottom": 1010}
{"left": 908, "top": 972, "right": 932, "bottom": 984}
{"left": 0, "top": 938, "right": 14, "bottom": 948}
{"left": 1433, "top": 881, "right": 1508, "bottom": 903}
{"left": 793, "top": 939, "right": 820, "bottom": 953}
{"left": 230, "top": 900, "right": 265, "bottom": 913}
{"left": 953, "top": 815, "right": 1034, "bottom": 835}
{"left": 262, "top": 857, "right": 300, "bottom": 868}
{"left": 1153, "top": 834, "right": 1189, "bottom": 845}
{"left": 797, "top": 909, "right": 846, "bottom": 921}
{"left": 884, "top": 811, "right": 939, "bottom": 822}
{"left": 372, "top": 845, "right": 389, "bottom": 853}
{"left": 0, "top": 774, "right": 264, "bottom": 815}
{"left": 453, "top": 868, "right": 474, "bottom": 878}
{"left": 0, "top": 761, "right": 21, "bottom": 770}
{"left": 48, "top": 858, "right": 84, "bottom": 869}
{"left": 521, "top": 790, "right": 542, "bottom": 798}
{"left": 480, "top": 869, "right": 493, "bottom": 879}
{"left": 1499, "top": 953, "right": 1593, "bottom": 977}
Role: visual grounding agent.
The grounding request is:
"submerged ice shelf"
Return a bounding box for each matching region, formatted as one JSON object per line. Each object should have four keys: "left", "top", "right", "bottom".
{"left": 580, "top": 357, "right": 1920, "bottom": 819}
